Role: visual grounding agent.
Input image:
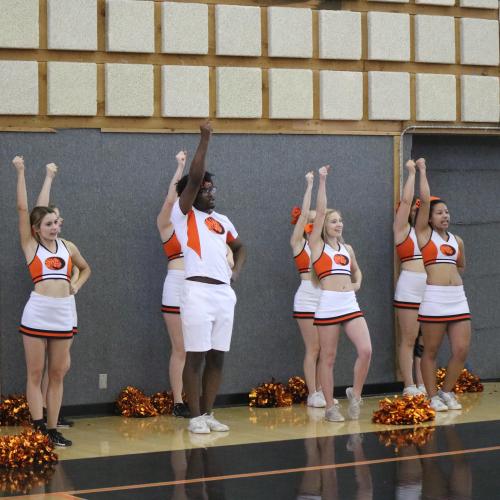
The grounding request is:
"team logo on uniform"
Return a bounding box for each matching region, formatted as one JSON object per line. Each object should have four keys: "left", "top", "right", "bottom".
{"left": 334, "top": 254, "right": 349, "bottom": 266}
{"left": 205, "top": 217, "right": 225, "bottom": 235}
{"left": 45, "top": 256, "right": 65, "bottom": 270}
{"left": 440, "top": 244, "right": 456, "bottom": 256}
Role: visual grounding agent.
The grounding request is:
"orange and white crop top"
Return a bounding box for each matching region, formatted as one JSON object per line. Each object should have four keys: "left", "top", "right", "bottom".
{"left": 294, "top": 241, "right": 312, "bottom": 274}
{"left": 171, "top": 200, "right": 238, "bottom": 284}
{"left": 162, "top": 231, "right": 183, "bottom": 262}
{"left": 28, "top": 239, "right": 73, "bottom": 284}
{"left": 421, "top": 231, "right": 459, "bottom": 267}
{"left": 396, "top": 227, "right": 422, "bottom": 263}
{"left": 313, "top": 242, "right": 351, "bottom": 280}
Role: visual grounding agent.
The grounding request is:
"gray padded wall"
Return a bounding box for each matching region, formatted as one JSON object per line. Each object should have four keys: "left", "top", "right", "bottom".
{"left": 0, "top": 130, "right": 394, "bottom": 404}
{"left": 411, "top": 134, "right": 500, "bottom": 378}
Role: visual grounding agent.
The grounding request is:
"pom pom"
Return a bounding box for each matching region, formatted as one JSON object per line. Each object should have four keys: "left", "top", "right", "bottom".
{"left": 290, "top": 207, "right": 301, "bottom": 225}
{"left": 150, "top": 391, "right": 174, "bottom": 415}
{"left": 0, "top": 395, "right": 32, "bottom": 427}
{"left": 116, "top": 386, "right": 158, "bottom": 418}
{"left": 372, "top": 395, "right": 435, "bottom": 425}
{"left": 436, "top": 368, "right": 483, "bottom": 393}
{"left": 287, "top": 376, "right": 308, "bottom": 404}
{"left": 0, "top": 430, "right": 58, "bottom": 469}
{"left": 249, "top": 379, "right": 293, "bottom": 408}
{"left": 376, "top": 427, "right": 436, "bottom": 453}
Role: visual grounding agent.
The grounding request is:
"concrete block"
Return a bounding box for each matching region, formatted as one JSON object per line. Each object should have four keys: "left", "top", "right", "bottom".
{"left": 216, "top": 5, "right": 261, "bottom": 56}
{"left": 216, "top": 67, "right": 262, "bottom": 118}
{"left": 415, "top": 0, "right": 455, "bottom": 5}
{"left": 460, "top": 18, "right": 499, "bottom": 66}
{"left": 47, "top": 62, "right": 97, "bottom": 116}
{"left": 268, "top": 69, "right": 313, "bottom": 119}
{"left": 0, "top": 0, "right": 39, "bottom": 49}
{"left": 416, "top": 73, "right": 456, "bottom": 121}
{"left": 368, "top": 0, "right": 409, "bottom": 3}
{"left": 461, "top": 75, "right": 499, "bottom": 122}
{"left": 106, "top": 0, "right": 154, "bottom": 53}
{"left": 368, "top": 12, "right": 410, "bottom": 62}
{"left": 415, "top": 15, "right": 455, "bottom": 64}
{"left": 320, "top": 71, "right": 363, "bottom": 120}
{"left": 460, "top": 0, "right": 498, "bottom": 9}
{"left": 318, "top": 11, "right": 361, "bottom": 60}
{"left": 105, "top": 64, "right": 154, "bottom": 116}
{"left": 0, "top": 61, "right": 38, "bottom": 115}
{"left": 48, "top": 0, "right": 97, "bottom": 51}
{"left": 368, "top": 71, "right": 410, "bottom": 120}
{"left": 162, "top": 2, "right": 208, "bottom": 55}
{"left": 268, "top": 7, "right": 312, "bottom": 58}
{"left": 162, "top": 65, "right": 209, "bottom": 118}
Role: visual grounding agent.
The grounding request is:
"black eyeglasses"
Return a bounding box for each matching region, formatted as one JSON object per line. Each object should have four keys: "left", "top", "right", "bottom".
{"left": 199, "top": 186, "right": 216, "bottom": 194}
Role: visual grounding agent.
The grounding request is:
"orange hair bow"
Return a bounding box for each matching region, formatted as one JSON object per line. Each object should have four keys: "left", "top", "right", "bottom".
{"left": 290, "top": 206, "right": 301, "bottom": 225}
{"left": 414, "top": 196, "right": 440, "bottom": 208}
{"left": 304, "top": 223, "right": 313, "bottom": 234}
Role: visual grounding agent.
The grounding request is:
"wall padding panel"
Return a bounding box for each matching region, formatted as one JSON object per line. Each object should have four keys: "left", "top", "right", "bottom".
{"left": 162, "top": 2, "right": 208, "bottom": 55}
{"left": 106, "top": 0, "right": 155, "bottom": 53}
{"left": 318, "top": 11, "right": 362, "bottom": 61}
{"left": 460, "top": 18, "right": 500, "bottom": 66}
{"left": 320, "top": 71, "right": 363, "bottom": 121}
{"left": 415, "top": 15, "right": 456, "bottom": 64}
{"left": 215, "top": 5, "right": 261, "bottom": 57}
{"left": 268, "top": 69, "right": 313, "bottom": 119}
{"left": 47, "top": 0, "right": 97, "bottom": 51}
{"left": 268, "top": 7, "right": 312, "bottom": 58}
{"left": 105, "top": 64, "right": 154, "bottom": 117}
{"left": 162, "top": 65, "right": 209, "bottom": 118}
{"left": 368, "top": 12, "right": 410, "bottom": 62}
{"left": 416, "top": 73, "right": 456, "bottom": 121}
{"left": 461, "top": 75, "right": 500, "bottom": 122}
{"left": 47, "top": 62, "right": 97, "bottom": 116}
{"left": 0, "top": 0, "right": 39, "bottom": 49}
{"left": 0, "top": 61, "right": 38, "bottom": 115}
{"left": 216, "top": 67, "right": 262, "bottom": 118}
{"left": 368, "top": 71, "right": 410, "bottom": 120}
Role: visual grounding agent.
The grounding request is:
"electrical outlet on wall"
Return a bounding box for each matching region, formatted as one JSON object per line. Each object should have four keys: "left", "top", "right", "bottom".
{"left": 99, "top": 373, "right": 107, "bottom": 389}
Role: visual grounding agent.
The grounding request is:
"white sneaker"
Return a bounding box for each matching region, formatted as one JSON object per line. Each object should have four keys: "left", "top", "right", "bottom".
{"left": 317, "top": 390, "right": 327, "bottom": 407}
{"left": 346, "top": 387, "right": 363, "bottom": 420}
{"left": 417, "top": 384, "right": 427, "bottom": 395}
{"left": 325, "top": 404, "right": 345, "bottom": 422}
{"left": 188, "top": 415, "right": 210, "bottom": 434}
{"left": 438, "top": 390, "right": 462, "bottom": 410}
{"left": 203, "top": 413, "right": 229, "bottom": 432}
{"left": 403, "top": 384, "right": 425, "bottom": 396}
{"left": 430, "top": 395, "right": 448, "bottom": 412}
{"left": 307, "top": 391, "right": 326, "bottom": 408}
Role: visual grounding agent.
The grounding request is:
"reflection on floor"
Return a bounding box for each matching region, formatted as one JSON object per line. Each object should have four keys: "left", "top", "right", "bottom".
{"left": 0, "top": 383, "right": 498, "bottom": 498}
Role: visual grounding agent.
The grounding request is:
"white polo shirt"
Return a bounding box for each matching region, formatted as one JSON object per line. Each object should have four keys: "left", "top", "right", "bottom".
{"left": 171, "top": 200, "right": 238, "bottom": 284}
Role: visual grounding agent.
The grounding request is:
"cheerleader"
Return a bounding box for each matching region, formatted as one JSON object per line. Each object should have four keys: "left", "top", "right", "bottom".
{"left": 12, "top": 156, "right": 90, "bottom": 446}
{"left": 157, "top": 151, "right": 189, "bottom": 418}
{"left": 36, "top": 163, "right": 78, "bottom": 428}
{"left": 290, "top": 171, "right": 325, "bottom": 408}
{"left": 394, "top": 159, "right": 426, "bottom": 396}
{"left": 414, "top": 158, "right": 471, "bottom": 411}
{"left": 309, "top": 166, "right": 372, "bottom": 422}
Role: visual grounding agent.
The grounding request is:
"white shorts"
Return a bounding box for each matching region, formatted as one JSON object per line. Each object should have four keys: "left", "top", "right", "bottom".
{"left": 161, "top": 269, "right": 185, "bottom": 314}
{"left": 418, "top": 285, "right": 471, "bottom": 323}
{"left": 394, "top": 270, "right": 427, "bottom": 309}
{"left": 20, "top": 292, "right": 75, "bottom": 339}
{"left": 314, "top": 290, "right": 364, "bottom": 326}
{"left": 180, "top": 280, "right": 237, "bottom": 352}
{"left": 293, "top": 280, "right": 321, "bottom": 319}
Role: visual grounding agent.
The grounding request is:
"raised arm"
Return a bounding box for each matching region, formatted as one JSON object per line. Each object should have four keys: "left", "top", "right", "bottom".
{"left": 394, "top": 160, "right": 416, "bottom": 240}
{"left": 157, "top": 151, "right": 187, "bottom": 237}
{"left": 290, "top": 171, "right": 314, "bottom": 249}
{"left": 179, "top": 122, "right": 212, "bottom": 214}
{"left": 64, "top": 240, "right": 91, "bottom": 295}
{"left": 414, "top": 158, "right": 431, "bottom": 237}
{"left": 309, "top": 165, "right": 330, "bottom": 249}
{"left": 36, "top": 163, "right": 58, "bottom": 207}
{"left": 12, "top": 156, "right": 34, "bottom": 251}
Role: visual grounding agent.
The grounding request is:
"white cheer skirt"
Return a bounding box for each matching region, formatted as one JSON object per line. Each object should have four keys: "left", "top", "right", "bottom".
{"left": 314, "top": 290, "right": 364, "bottom": 326}
{"left": 293, "top": 280, "right": 321, "bottom": 319}
{"left": 161, "top": 269, "right": 185, "bottom": 314}
{"left": 394, "top": 270, "right": 427, "bottom": 309}
{"left": 418, "top": 285, "right": 471, "bottom": 323}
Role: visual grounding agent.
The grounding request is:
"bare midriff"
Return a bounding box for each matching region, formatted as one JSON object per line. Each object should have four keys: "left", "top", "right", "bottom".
{"left": 401, "top": 259, "right": 426, "bottom": 274}
{"left": 168, "top": 259, "right": 184, "bottom": 271}
{"left": 34, "top": 280, "right": 71, "bottom": 298}
{"left": 425, "top": 264, "right": 463, "bottom": 286}
{"left": 319, "top": 274, "right": 354, "bottom": 292}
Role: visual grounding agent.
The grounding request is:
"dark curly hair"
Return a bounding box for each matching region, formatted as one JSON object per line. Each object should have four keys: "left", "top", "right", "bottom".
{"left": 176, "top": 172, "right": 215, "bottom": 196}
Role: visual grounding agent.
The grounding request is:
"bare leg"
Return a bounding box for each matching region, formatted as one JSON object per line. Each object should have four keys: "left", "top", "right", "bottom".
{"left": 420, "top": 323, "right": 447, "bottom": 397}
{"left": 183, "top": 352, "right": 205, "bottom": 417}
{"left": 164, "top": 314, "right": 186, "bottom": 404}
{"left": 317, "top": 325, "right": 341, "bottom": 408}
{"left": 23, "top": 336, "right": 46, "bottom": 421}
{"left": 297, "top": 318, "right": 321, "bottom": 394}
{"left": 200, "top": 350, "right": 225, "bottom": 414}
{"left": 396, "top": 308, "right": 420, "bottom": 388}
{"left": 414, "top": 332, "right": 425, "bottom": 386}
{"left": 46, "top": 339, "right": 72, "bottom": 429}
{"left": 344, "top": 318, "right": 372, "bottom": 399}
{"left": 41, "top": 360, "right": 49, "bottom": 408}
{"left": 443, "top": 321, "right": 471, "bottom": 392}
